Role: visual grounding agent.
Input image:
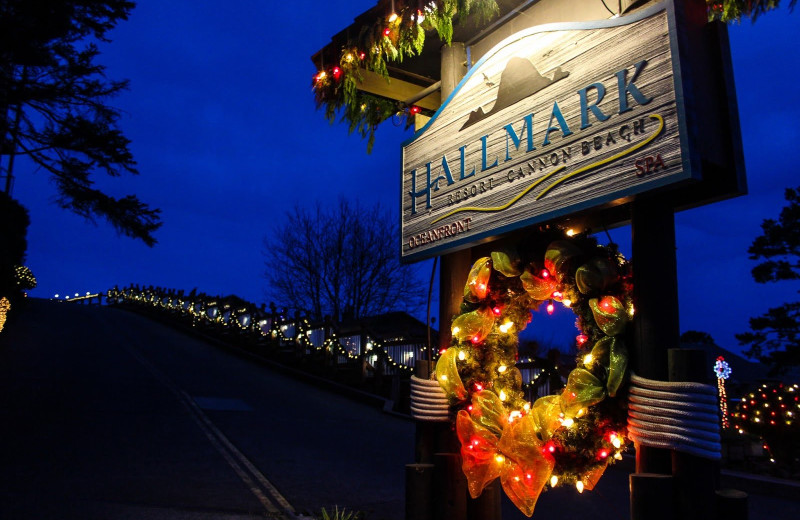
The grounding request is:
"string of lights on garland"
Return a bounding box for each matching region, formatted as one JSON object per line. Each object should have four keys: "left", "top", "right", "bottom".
{"left": 107, "top": 285, "right": 428, "bottom": 372}
{"left": 708, "top": 0, "right": 796, "bottom": 22}
{"left": 435, "top": 229, "right": 633, "bottom": 516}
{"left": 312, "top": 0, "right": 784, "bottom": 152}
{"left": 714, "top": 356, "right": 732, "bottom": 429}
{"left": 0, "top": 297, "right": 10, "bottom": 334}
{"left": 313, "top": 0, "right": 500, "bottom": 152}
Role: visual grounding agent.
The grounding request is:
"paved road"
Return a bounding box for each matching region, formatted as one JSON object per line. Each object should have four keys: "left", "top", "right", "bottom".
{"left": 1, "top": 300, "right": 797, "bottom": 519}
{"left": 0, "top": 300, "right": 413, "bottom": 519}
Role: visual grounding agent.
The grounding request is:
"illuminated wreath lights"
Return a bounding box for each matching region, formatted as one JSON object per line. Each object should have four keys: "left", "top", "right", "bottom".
{"left": 714, "top": 356, "right": 731, "bottom": 380}
{"left": 435, "top": 230, "right": 633, "bottom": 516}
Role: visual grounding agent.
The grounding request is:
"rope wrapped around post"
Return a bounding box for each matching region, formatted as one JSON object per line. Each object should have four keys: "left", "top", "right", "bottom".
{"left": 627, "top": 373, "right": 721, "bottom": 460}
{"left": 410, "top": 375, "right": 450, "bottom": 422}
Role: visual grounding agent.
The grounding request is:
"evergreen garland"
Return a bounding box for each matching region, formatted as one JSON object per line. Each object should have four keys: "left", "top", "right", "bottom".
{"left": 312, "top": 0, "right": 500, "bottom": 152}
{"left": 709, "top": 0, "right": 795, "bottom": 22}
{"left": 313, "top": 1, "right": 793, "bottom": 152}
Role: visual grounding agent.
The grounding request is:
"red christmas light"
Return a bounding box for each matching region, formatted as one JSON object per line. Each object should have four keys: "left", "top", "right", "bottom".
{"left": 471, "top": 335, "right": 481, "bottom": 344}
{"left": 598, "top": 449, "right": 609, "bottom": 459}
{"left": 546, "top": 302, "right": 555, "bottom": 315}
{"left": 359, "top": 52, "right": 366, "bottom": 59}
{"left": 492, "top": 306, "right": 502, "bottom": 316}
{"left": 576, "top": 334, "right": 589, "bottom": 346}
{"left": 383, "top": 27, "right": 391, "bottom": 36}
{"left": 332, "top": 66, "right": 341, "bottom": 79}
{"left": 540, "top": 269, "right": 550, "bottom": 279}
{"left": 410, "top": 105, "right": 421, "bottom": 115}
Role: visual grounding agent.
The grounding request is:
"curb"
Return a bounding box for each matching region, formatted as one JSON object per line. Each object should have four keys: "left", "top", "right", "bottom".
{"left": 720, "top": 468, "right": 800, "bottom": 499}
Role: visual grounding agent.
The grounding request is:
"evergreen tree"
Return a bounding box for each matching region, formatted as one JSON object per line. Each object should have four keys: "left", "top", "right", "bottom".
{"left": 736, "top": 186, "right": 800, "bottom": 373}
{"left": 0, "top": 0, "right": 161, "bottom": 245}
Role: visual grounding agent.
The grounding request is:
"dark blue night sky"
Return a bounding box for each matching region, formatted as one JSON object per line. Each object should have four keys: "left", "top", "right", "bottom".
{"left": 12, "top": 1, "right": 800, "bottom": 355}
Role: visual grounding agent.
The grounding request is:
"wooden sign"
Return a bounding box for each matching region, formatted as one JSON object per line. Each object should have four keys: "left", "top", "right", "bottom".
{"left": 401, "top": 3, "right": 694, "bottom": 260}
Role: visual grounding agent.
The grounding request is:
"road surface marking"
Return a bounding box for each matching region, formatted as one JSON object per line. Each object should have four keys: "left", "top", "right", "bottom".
{"left": 123, "top": 338, "right": 298, "bottom": 519}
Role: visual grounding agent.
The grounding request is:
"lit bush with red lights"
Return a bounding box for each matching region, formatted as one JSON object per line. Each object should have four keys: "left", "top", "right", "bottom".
{"left": 733, "top": 382, "right": 800, "bottom": 468}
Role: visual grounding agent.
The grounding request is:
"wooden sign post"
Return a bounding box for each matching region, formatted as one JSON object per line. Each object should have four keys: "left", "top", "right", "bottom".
{"left": 398, "top": 2, "right": 743, "bottom": 519}
{"left": 313, "top": 1, "right": 745, "bottom": 519}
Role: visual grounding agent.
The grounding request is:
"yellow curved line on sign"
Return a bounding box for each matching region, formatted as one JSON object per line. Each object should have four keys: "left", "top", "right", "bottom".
{"left": 428, "top": 113, "right": 664, "bottom": 225}
{"left": 431, "top": 165, "right": 567, "bottom": 224}
{"left": 535, "top": 113, "right": 665, "bottom": 200}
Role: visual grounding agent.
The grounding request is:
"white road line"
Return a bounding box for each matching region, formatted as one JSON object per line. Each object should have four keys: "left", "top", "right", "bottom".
{"left": 121, "top": 334, "right": 298, "bottom": 518}
{"left": 179, "top": 389, "right": 298, "bottom": 515}
{"left": 175, "top": 389, "right": 281, "bottom": 515}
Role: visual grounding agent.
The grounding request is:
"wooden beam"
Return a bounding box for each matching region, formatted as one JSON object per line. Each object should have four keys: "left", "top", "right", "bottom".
{"left": 358, "top": 70, "right": 441, "bottom": 111}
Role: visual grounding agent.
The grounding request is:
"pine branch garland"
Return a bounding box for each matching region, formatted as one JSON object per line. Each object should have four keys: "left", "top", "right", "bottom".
{"left": 313, "top": 0, "right": 794, "bottom": 152}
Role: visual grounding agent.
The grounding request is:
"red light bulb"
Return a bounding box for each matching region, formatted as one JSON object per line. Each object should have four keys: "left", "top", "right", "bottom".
{"left": 546, "top": 302, "right": 555, "bottom": 315}
{"left": 383, "top": 27, "right": 391, "bottom": 36}
{"left": 540, "top": 269, "right": 550, "bottom": 279}
{"left": 576, "top": 334, "right": 588, "bottom": 346}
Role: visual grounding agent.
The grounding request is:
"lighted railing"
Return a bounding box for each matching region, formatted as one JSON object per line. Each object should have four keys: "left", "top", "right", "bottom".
{"left": 55, "top": 292, "right": 104, "bottom": 304}
{"left": 106, "top": 284, "right": 433, "bottom": 379}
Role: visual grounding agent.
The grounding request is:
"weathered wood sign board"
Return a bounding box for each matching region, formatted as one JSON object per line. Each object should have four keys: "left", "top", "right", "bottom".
{"left": 401, "top": 3, "right": 694, "bottom": 261}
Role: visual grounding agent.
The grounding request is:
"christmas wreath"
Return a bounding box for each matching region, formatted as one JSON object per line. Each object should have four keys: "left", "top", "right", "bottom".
{"left": 435, "top": 229, "right": 633, "bottom": 516}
